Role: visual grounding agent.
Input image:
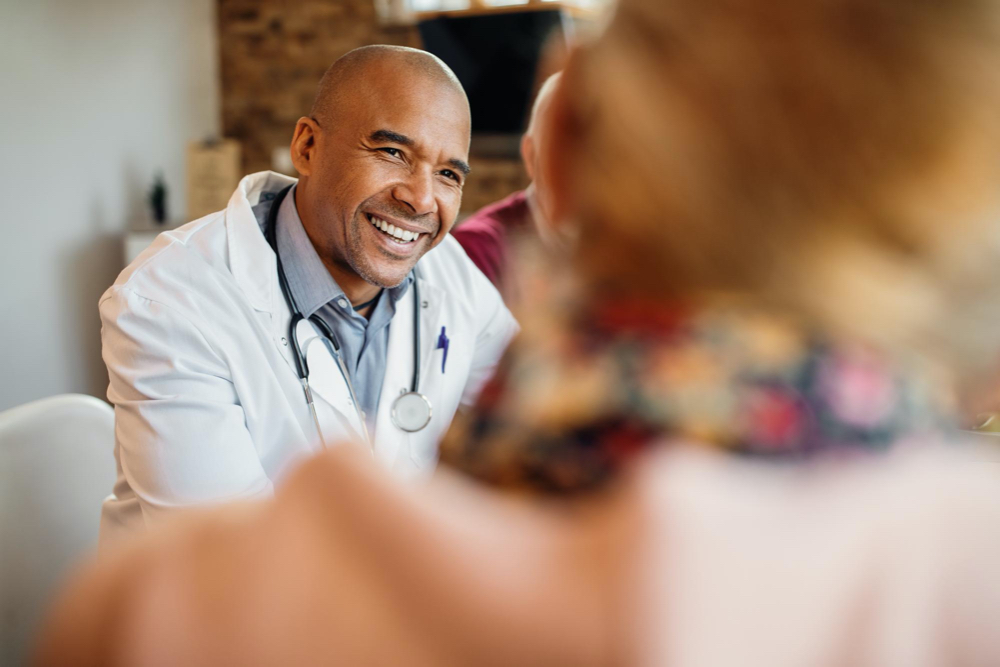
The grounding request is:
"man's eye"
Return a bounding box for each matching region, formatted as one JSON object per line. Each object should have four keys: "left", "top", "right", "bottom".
{"left": 379, "top": 147, "right": 402, "bottom": 158}
{"left": 441, "top": 169, "right": 460, "bottom": 183}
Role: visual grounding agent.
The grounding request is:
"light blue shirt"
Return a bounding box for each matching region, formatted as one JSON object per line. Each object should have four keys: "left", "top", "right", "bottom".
{"left": 254, "top": 185, "right": 414, "bottom": 433}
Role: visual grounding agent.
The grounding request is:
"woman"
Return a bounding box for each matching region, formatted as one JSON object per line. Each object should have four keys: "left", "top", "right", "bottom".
{"left": 35, "top": 0, "right": 1000, "bottom": 665}
{"left": 442, "top": 0, "right": 1000, "bottom": 490}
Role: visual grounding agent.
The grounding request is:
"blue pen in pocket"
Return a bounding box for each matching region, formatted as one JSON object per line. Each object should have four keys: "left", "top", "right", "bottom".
{"left": 436, "top": 326, "right": 450, "bottom": 373}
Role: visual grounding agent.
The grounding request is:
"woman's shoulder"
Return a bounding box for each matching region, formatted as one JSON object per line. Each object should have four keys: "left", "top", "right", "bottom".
{"left": 625, "top": 439, "right": 1000, "bottom": 666}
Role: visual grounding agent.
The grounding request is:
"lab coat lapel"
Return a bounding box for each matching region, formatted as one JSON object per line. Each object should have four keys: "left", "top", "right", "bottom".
{"left": 374, "top": 275, "right": 445, "bottom": 468}
{"left": 266, "top": 266, "right": 302, "bottom": 379}
{"left": 224, "top": 172, "right": 303, "bottom": 380}
{"left": 417, "top": 277, "right": 448, "bottom": 403}
{"left": 226, "top": 171, "right": 297, "bottom": 313}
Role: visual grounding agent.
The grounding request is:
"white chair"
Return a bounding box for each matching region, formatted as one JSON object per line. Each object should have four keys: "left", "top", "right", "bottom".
{"left": 0, "top": 394, "right": 115, "bottom": 666}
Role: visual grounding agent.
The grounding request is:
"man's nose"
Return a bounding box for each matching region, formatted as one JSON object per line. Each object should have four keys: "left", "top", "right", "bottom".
{"left": 393, "top": 168, "right": 437, "bottom": 217}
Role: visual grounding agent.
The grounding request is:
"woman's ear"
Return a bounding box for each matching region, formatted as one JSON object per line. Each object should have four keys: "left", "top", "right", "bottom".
{"left": 290, "top": 116, "right": 320, "bottom": 177}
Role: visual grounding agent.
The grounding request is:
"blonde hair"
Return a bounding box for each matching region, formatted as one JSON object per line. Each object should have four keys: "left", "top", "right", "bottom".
{"left": 562, "top": 0, "right": 1000, "bottom": 380}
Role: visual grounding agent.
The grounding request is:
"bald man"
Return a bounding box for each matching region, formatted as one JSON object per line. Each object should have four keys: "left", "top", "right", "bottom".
{"left": 98, "top": 45, "right": 518, "bottom": 543}
{"left": 452, "top": 73, "right": 562, "bottom": 298}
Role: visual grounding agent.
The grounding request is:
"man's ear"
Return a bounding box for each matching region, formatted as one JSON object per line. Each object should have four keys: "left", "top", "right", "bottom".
{"left": 290, "top": 117, "right": 320, "bottom": 177}
{"left": 520, "top": 133, "right": 536, "bottom": 182}
{"left": 538, "top": 51, "right": 581, "bottom": 231}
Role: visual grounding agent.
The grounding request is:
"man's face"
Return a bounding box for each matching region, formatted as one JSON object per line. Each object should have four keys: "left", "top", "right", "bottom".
{"left": 295, "top": 67, "right": 471, "bottom": 289}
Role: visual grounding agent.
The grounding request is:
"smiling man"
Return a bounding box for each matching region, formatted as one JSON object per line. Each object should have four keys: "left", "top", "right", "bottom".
{"left": 97, "top": 46, "right": 517, "bottom": 543}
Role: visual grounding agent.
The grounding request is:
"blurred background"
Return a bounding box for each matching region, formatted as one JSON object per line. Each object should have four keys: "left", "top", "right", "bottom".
{"left": 0, "top": 0, "right": 606, "bottom": 413}
{"left": 0, "top": 3, "right": 608, "bottom": 661}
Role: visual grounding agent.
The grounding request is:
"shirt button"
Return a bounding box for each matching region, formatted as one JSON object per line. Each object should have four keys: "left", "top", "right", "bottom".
{"left": 338, "top": 298, "right": 349, "bottom": 309}
{"left": 280, "top": 337, "right": 288, "bottom": 346}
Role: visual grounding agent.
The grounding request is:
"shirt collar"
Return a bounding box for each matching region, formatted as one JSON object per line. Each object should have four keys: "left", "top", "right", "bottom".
{"left": 276, "top": 185, "right": 414, "bottom": 317}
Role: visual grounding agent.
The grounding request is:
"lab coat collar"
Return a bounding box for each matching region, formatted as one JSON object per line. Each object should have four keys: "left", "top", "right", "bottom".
{"left": 226, "top": 171, "right": 298, "bottom": 313}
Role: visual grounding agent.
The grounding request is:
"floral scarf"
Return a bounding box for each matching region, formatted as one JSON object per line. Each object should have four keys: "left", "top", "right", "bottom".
{"left": 439, "top": 300, "right": 955, "bottom": 493}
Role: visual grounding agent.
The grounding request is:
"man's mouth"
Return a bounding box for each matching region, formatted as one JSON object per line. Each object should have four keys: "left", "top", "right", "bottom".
{"left": 366, "top": 213, "right": 425, "bottom": 245}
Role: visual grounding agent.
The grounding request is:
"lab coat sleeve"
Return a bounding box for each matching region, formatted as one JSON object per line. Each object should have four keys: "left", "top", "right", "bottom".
{"left": 100, "top": 286, "right": 273, "bottom": 526}
{"left": 460, "top": 272, "right": 519, "bottom": 408}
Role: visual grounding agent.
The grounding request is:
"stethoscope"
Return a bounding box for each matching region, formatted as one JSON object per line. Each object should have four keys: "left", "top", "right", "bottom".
{"left": 265, "top": 186, "right": 433, "bottom": 448}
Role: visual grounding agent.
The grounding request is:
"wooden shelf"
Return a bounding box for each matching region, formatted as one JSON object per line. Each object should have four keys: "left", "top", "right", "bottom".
{"left": 415, "top": 2, "right": 599, "bottom": 21}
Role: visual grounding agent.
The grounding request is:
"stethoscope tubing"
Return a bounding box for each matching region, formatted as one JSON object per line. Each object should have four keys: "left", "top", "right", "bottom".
{"left": 264, "top": 185, "right": 428, "bottom": 445}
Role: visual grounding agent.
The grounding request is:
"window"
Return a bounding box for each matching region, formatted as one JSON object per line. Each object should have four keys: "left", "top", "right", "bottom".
{"left": 375, "top": 0, "right": 610, "bottom": 24}
{"left": 413, "top": 0, "right": 605, "bottom": 11}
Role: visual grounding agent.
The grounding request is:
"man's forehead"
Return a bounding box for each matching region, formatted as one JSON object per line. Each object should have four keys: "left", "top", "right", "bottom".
{"left": 358, "top": 96, "right": 470, "bottom": 155}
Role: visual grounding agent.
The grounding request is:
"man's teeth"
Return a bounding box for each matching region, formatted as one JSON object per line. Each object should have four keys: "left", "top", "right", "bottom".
{"left": 369, "top": 215, "right": 419, "bottom": 243}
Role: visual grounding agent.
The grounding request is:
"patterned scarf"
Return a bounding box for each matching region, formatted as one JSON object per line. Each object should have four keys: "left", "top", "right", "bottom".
{"left": 440, "top": 299, "right": 955, "bottom": 493}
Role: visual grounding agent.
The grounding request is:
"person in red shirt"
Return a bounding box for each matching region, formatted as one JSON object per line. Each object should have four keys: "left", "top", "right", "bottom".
{"left": 452, "top": 74, "right": 562, "bottom": 298}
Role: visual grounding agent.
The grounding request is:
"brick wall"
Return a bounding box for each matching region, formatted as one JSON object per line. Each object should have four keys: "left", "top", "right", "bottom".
{"left": 217, "top": 0, "right": 530, "bottom": 214}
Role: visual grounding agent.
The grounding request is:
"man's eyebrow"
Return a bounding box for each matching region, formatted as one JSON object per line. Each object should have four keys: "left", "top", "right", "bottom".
{"left": 370, "top": 128, "right": 470, "bottom": 176}
{"left": 369, "top": 129, "right": 413, "bottom": 146}
{"left": 448, "top": 158, "right": 471, "bottom": 176}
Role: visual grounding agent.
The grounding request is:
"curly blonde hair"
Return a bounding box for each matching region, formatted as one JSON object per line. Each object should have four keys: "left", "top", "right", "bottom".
{"left": 552, "top": 0, "right": 1000, "bottom": 382}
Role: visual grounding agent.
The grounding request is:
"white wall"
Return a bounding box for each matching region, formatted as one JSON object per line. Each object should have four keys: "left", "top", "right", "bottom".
{"left": 0, "top": 0, "right": 220, "bottom": 410}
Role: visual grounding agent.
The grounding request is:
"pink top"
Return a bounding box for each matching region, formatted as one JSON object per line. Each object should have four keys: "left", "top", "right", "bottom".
{"left": 33, "top": 441, "right": 1000, "bottom": 667}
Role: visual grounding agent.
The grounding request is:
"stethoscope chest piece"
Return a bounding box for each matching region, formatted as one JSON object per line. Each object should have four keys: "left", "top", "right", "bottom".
{"left": 391, "top": 391, "right": 432, "bottom": 433}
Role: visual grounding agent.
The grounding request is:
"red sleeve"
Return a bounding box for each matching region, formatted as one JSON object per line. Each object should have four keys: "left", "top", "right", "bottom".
{"left": 452, "top": 217, "right": 506, "bottom": 288}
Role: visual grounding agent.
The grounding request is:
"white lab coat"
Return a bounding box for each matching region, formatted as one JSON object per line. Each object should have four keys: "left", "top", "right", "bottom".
{"left": 98, "top": 171, "right": 518, "bottom": 543}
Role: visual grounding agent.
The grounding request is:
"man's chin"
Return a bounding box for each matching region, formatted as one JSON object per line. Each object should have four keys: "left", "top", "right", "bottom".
{"left": 352, "top": 259, "right": 415, "bottom": 289}
{"left": 349, "top": 232, "right": 426, "bottom": 288}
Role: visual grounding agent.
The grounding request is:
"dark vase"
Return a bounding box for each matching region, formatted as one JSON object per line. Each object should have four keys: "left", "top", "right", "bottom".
{"left": 152, "top": 198, "right": 167, "bottom": 224}
{"left": 149, "top": 175, "right": 168, "bottom": 225}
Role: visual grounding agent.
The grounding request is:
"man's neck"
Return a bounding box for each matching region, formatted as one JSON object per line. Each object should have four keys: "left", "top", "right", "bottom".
{"left": 350, "top": 292, "right": 381, "bottom": 320}
{"left": 320, "top": 256, "right": 382, "bottom": 309}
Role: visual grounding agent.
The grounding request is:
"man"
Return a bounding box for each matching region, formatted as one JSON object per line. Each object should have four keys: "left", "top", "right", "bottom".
{"left": 98, "top": 45, "right": 517, "bottom": 542}
{"left": 452, "top": 73, "right": 562, "bottom": 298}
